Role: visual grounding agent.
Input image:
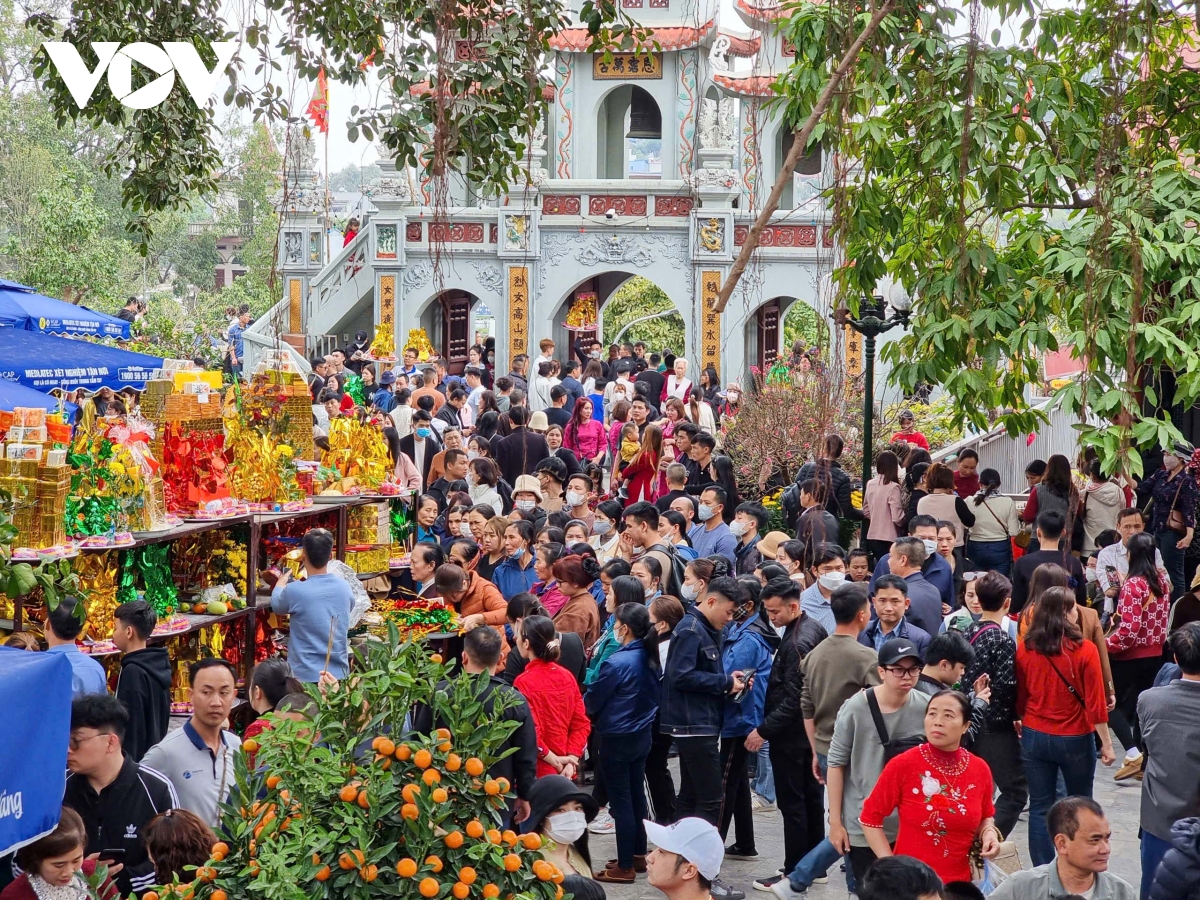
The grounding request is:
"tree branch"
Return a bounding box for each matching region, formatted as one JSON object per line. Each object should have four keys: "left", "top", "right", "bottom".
{"left": 1000, "top": 200, "right": 1095, "bottom": 213}
{"left": 713, "top": 0, "right": 898, "bottom": 314}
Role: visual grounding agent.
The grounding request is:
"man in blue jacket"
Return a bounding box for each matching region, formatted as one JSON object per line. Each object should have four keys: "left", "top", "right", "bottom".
{"left": 661, "top": 577, "right": 751, "bottom": 826}
{"left": 718, "top": 590, "right": 779, "bottom": 866}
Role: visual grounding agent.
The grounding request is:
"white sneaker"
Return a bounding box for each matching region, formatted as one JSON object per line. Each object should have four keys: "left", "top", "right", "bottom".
{"left": 588, "top": 809, "right": 616, "bottom": 834}
{"left": 750, "top": 793, "right": 776, "bottom": 813}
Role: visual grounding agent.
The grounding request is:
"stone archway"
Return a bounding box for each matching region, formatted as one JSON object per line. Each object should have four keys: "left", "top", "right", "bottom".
{"left": 552, "top": 272, "right": 684, "bottom": 363}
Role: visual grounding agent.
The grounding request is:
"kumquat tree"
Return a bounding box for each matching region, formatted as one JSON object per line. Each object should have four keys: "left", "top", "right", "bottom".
{"left": 153, "top": 629, "right": 564, "bottom": 900}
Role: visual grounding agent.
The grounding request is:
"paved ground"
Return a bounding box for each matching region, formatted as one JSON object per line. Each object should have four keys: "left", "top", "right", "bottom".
{"left": 584, "top": 758, "right": 1144, "bottom": 899}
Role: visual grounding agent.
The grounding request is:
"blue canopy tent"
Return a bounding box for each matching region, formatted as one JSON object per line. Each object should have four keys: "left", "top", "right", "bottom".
{"left": 0, "top": 380, "right": 77, "bottom": 417}
{"left": 0, "top": 647, "right": 72, "bottom": 857}
{"left": 0, "top": 279, "right": 131, "bottom": 339}
{"left": 0, "top": 329, "right": 163, "bottom": 391}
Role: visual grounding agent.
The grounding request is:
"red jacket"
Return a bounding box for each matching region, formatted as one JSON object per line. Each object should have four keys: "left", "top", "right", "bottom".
{"left": 1016, "top": 639, "right": 1107, "bottom": 737}
{"left": 515, "top": 658, "right": 591, "bottom": 777}
{"left": 622, "top": 450, "right": 660, "bottom": 506}
{"left": 1107, "top": 572, "right": 1172, "bottom": 660}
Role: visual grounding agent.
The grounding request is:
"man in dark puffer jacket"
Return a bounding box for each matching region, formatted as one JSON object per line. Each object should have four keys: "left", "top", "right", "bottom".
{"left": 1150, "top": 817, "right": 1200, "bottom": 900}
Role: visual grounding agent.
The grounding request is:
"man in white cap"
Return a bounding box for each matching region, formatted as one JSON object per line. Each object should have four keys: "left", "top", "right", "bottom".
{"left": 645, "top": 817, "right": 728, "bottom": 900}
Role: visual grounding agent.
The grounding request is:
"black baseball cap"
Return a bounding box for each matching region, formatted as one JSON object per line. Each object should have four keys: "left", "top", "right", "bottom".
{"left": 878, "top": 637, "right": 923, "bottom": 666}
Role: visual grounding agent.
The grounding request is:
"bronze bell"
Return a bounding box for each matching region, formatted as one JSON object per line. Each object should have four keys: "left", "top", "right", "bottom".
{"left": 626, "top": 86, "right": 662, "bottom": 139}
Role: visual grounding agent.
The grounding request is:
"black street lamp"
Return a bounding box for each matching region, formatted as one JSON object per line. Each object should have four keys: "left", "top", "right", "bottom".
{"left": 834, "top": 289, "right": 912, "bottom": 491}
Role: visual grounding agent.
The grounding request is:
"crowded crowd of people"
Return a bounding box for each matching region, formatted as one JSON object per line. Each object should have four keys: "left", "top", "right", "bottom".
{"left": 12, "top": 331, "right": 1200, "bottom": 900}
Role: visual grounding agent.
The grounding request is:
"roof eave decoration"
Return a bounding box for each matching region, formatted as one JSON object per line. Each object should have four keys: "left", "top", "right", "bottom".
{"left": 549, "top": 18, "right": 717, "bottom": 52}
{"left": 713, "top": 73, "right": 778, "bottom": 97}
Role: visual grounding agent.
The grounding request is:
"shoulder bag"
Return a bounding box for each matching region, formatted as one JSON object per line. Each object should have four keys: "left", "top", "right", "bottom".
{"left": 1167, "top": 475, "right": 1189, "bottom": 535}
{"left": 865, "top": 688, "right": 924, "bottom": 763}
{"left": 1044, "top": 651, "right": 1087, "bottom": 710}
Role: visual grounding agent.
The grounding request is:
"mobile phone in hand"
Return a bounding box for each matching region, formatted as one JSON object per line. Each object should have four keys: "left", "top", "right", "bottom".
{"left": 732, "top": 668, "right": 757, "bottom": 702}
{"left": 100, "top": 850, "right": 126, "bottom": 865}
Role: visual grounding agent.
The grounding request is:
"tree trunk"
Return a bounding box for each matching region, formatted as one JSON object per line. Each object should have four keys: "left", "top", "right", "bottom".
{"left": 713, "top": 0, "right": 898, "bottom": 313}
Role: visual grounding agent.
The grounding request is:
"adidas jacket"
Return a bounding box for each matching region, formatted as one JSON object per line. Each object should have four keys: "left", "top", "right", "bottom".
{"left": 63, "top": 756, "right": 178, "bottom": 897}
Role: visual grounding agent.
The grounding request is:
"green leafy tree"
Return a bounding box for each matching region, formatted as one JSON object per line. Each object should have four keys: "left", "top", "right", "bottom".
{"left": 755, "top": 0, "right": 1200, "bottom": 476}
{"left": 782, "top": 301, "right": 828, "bottom": 354}
{"left": 602, "top": 276, "right": 685, "bottom": 354}
{"left": 330, "top": 164, "right": 382, "bottom": 192}
{"left": 4, "top": 171, "right": 129, "bottom": 306}
{"left": 27, "top": 0, "right": 641, "bottom": 246}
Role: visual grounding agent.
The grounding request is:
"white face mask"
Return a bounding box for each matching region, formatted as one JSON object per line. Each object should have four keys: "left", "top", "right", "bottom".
{"left": 818, "top": 571, "right": 846, "bottom": 591}
{"left": 922, "top": 539, "right": 938, "bottom": 555}
{"left": 459, "top": 522, "right": 474, "bottom": 538}
{"left": 592, "top": 520, "right": 611, "bottom": 536}
{"left": 1085, "top": 568, "right": 1098, "bottom": 583}
{"left": 466, "top": 471, "right": 477, "bottom": 487}
{"left": 566, "top": 490, "right": 586, "bottom": 508}
{"left": 729, "top": 520, "right": 749, "bottom": 537}
{"left": 516, "top": 499, "right": 536, "bottom": 512}
{"left": 545, "top": 810, "right": 589, "bottom": 844}
{"left": 698, "top": 503, "right": 715, "bottom": 522}
{"left": 467, "top": 450, "right": 480, "bottom": 460}
{"left": 681, "top": 583, "right": 698, "bottom": 602}
{"left": 644, "top": 586, "right": 656, "bottom": 599}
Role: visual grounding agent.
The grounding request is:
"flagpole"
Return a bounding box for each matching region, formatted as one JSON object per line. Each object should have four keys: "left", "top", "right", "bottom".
{"left": 324, "top": 77, "right": 330, "bottom": 266}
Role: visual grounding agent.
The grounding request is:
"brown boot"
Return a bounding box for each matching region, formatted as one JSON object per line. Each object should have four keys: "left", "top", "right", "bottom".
{"left": 605, "top": 856, "right": 647, "bottom": 873}
{"left": 595, "top": 867, "right": 636, "bottom": 884}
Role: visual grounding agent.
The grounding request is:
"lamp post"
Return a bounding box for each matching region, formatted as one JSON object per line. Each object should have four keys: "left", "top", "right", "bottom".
{"left": 835, "top": 287, "right": 912, "bottom": 490}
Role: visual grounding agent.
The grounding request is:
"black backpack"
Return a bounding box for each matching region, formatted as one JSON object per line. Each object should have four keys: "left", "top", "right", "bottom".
{"left": 866, "top": 688, "right": 924, "bottom": 763}
{"left": 648, "top": 542, "right": 686, "bottom": 597}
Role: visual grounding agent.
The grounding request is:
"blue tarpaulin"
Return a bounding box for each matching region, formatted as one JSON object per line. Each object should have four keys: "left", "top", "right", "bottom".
{"left": 0, "top": 647, "right": 72, "bottom": 857}
{"left": 0, "top": 279, "right": 130, "bottom": 339}
{"left": 0, "top": 381, "right": 77, "bottom": 417}
{"left": 0, "top": 329, "right": 163, "bottom": 391}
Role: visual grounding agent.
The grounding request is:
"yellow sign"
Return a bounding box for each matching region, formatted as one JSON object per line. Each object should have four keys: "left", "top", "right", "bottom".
{"left": 379, "top": 275, "right": 395, "bottom": 330}
{"left": 844, "top": 324, "right": 863, "bottom": 377}
{"left": 593, "top": 52, "right": 663, "bottom": 80}
{"left": 288, "top": 278, "right": 302, "bottom": 333}
{"left": 700, "top": 271, "right": 722, "bottom": 377}
{"left": 508, "top": 266, "right": 530, "bottom": 363}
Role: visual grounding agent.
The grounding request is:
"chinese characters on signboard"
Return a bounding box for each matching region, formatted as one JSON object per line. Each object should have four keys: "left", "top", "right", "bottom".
{"left": 701, "top": 271, "right": 722, "bottom": 377}
{"left": 844, "top": 324, "right": 863, "bottom": 377}
{"left": 380, "top": 275, "right": 396, "bottom": 333}
{"left": 508, "top": 267, "right": 530, "bottom": 362}
{"left": 593, "top": 52, "right": 663, "bottom": 80}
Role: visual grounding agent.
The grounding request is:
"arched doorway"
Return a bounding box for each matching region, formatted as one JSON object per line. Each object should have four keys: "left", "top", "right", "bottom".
{"left": 552, "top": 274, "right": 685, "bottom": 362}
{"left": 745, "top": 297, "right": 829, "bottom": 375}
{"left": 420, "top": 290, "right": 479, "bottom": 374}
{"left": 596, "top": 85, "right": 663, "bottom": 179}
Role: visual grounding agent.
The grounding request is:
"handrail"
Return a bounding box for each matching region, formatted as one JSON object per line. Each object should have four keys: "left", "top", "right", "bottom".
{"left": 930, "top": 395, "right": 1057, "bottom": 464}
{"left": 310, "top": 227, "right": 370, "bottom": 291}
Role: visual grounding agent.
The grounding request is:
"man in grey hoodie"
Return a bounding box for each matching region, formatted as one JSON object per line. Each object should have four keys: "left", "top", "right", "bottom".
{"left": 113, "top": 601, "right": 173, "bottom": 762}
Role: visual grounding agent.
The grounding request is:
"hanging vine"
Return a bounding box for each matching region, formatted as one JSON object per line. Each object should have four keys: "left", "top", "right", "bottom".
{"left": 27, "top": 0, "right": 644, "bottom": 248}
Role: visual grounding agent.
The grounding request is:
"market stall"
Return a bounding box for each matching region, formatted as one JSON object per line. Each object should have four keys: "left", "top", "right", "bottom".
{"left": 0, "top": 648, "right": 71, "bottom": 857}
{"left": 0, "top": 279, "right": 131, "bottom": 339}
{"left": 0, "top": 352, "right": 432, "bottom": 714}
{"left": 0, "top": 328, "right": 162, "bottom": 391}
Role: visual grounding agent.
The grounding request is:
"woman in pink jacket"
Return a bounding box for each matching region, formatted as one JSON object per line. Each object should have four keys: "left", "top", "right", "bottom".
{"left": 563, "top": 397, "right": 607, "bottom": 466}
{"left": 862, "top": 449, "right": 905, "bottom": 564}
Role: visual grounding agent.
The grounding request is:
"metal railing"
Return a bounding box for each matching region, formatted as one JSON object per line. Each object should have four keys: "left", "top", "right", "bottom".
{"left": 188, "top": 222, "right": 255, "bottom": 237}
{"left": 931, "top": 394, "right": 1099, "bottom": 490}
